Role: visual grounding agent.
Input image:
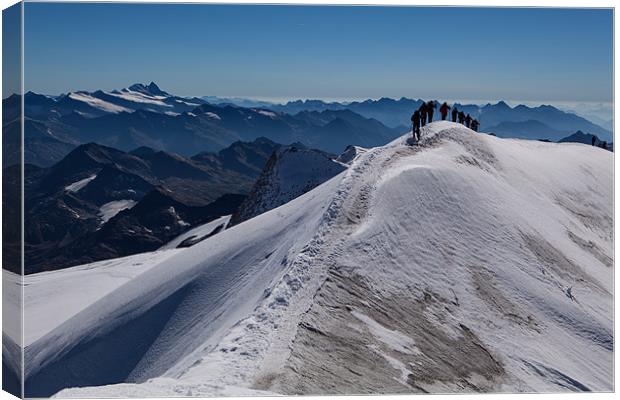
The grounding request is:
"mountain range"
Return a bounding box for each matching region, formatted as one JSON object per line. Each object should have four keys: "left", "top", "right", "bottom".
{"left": 3, "top": 83, "right": 612, "bottom": 169}
{"left": 3, "top": 84, "right": 402, "bottom": 167}
{"left": 7, "top": 137, "right": 283, "bottom": 273}
{"left": 266, "top": 98, "right": 612, "bottom": 142}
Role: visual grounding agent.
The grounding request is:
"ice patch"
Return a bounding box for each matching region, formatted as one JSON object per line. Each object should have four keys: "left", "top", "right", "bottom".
{"left": 205, "top": 112, "right": 221, "bottom": 120}
{"left": 65, "top": 174, "right": 97, "bottom": 193}
{"left": 99, "top": 200, "right": 137, "bottom": 223}
{"left": 255, "top": 109, "right": 277, "bottom": 118}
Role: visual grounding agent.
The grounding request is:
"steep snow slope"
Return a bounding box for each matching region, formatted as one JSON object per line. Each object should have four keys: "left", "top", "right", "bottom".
{"left": 5, "top": 250, "right": 183, "bottom": 347}
{"left": 18, "top": 122, "right": 612, "bottom": 396}
{"left": 5, "top": 215, "right": 237, "bottom": 349}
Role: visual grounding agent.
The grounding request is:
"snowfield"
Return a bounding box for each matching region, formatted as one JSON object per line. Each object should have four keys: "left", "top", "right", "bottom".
{"left": 67, "top": 92, "right": 132, "bottom": 114}
{"left": 107, "top": 89, "right": 171, "bottom": 107}
{"left": 9, "top": 122, "right": 613, "bottom": 396}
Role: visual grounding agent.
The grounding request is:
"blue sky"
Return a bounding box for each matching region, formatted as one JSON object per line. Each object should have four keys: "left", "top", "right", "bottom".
{"left": 3, "top": 3, "right": 21, "bottom": 98}
{"left": 18, "top": 4, "right": 614, "bottom": 104}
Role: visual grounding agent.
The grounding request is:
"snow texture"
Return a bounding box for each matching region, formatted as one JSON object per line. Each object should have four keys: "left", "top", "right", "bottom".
{"left": 11, "top": 122, "right": 612, "bottom": 397}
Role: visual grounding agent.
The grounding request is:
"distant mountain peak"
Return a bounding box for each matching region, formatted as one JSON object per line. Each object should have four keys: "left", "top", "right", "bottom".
{"left": 69, "top": 142, "right": 113, "bottom": 157}
{"left": 130, "top": 146, "right": 158, "bottom": 158}
{"left": 127, "top": 82, "right": 169, "bottom": 97}
{"left": 558, "top": 130, "right": 602, "bottom": 145}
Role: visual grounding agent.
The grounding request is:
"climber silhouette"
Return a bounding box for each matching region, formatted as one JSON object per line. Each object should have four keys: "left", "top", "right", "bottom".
{"left": 411, "top": 110, "right": 421, "bottom": 141}
{"left": 427, "top": 100, "right": 437, "bottom": 123}
{"left": 464, "top": 114, "right": 472, "bottom": 128}
{"left": 440, "top": 102, "right": 450, "bottom": 121}
{"left": 419, "top": 102, "right": 428, "bottom": 127}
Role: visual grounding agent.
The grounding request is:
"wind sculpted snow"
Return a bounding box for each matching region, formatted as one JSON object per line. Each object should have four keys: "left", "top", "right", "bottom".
{"left": 13, "top": 122, "right": 612, "bottom": 396}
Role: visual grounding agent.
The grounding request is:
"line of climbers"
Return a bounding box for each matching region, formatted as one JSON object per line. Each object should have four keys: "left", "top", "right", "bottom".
{"left": 411, "top": 101, "right": 480, "bottom": 141}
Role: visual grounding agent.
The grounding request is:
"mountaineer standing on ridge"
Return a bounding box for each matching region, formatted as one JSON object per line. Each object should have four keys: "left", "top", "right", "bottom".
{"left": 452, "top": 106, "right": 458, "bottom": 122}
{"left": 440, "top": 102, "right": 450, "bottom": 120}
{"left": 427, "top": 100, "right": 437, "bottom": 123}
{"left": 411, "top": 109, "right": 421, "bottom": 141}
{"left": 471, "top": 119, "right": 479, "bottom": 132}
{"left": 465, "top": 114, "right": 472, "bottom": 128}
{"left": 419, "top": 102, "right": 428, "bottom": 127}
{"left": 458, "top": 110, "right": 465, "bottom": 124}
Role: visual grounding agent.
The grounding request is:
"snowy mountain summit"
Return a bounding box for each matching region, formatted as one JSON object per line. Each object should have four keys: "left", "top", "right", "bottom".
{"left": 17, "top": 122, "right": 612, "bottom": 396}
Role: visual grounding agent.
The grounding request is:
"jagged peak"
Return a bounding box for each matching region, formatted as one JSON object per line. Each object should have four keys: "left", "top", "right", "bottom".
{"left": 126, "top": 82, "right": 170, "bottom": 97}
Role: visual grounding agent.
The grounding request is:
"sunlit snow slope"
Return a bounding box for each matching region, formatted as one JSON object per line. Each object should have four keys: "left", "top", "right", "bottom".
{"left": 13, "top": 121, "right": 612, "bottom": 396}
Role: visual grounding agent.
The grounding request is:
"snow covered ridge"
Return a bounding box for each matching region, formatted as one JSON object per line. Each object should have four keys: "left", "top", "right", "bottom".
{"left": 12, "top": 122, "right": 612, "bottom": 396}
